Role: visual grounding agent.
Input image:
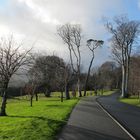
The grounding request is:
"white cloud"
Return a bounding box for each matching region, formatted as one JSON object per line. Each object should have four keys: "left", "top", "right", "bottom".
{"left": 0, "top": 25, "right": 10, "bottom": 35}
{"left": 18, "top": 0, "right": 61, "bottom": 25}
{"left": 0, "top": 0, "right": 126, "bottom": 69}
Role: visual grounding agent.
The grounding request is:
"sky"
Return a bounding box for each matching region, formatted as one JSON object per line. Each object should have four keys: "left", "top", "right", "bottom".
{"left": 0, "top": 0, "right": 140, "bottom": 71}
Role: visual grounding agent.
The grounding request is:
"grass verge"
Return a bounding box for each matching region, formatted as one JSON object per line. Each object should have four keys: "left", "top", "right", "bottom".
{"left": 102, "top": 90, "right": 116, "bottom": 96}
{"left": 119, "top": 96, "right": 140, "bottom": 107}
{"left": 0, "top": 96, "right": 79, "bottom": 140}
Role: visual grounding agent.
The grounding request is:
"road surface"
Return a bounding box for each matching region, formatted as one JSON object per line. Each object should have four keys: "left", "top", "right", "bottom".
{"left": 57, "top": 96, "right": 132, "bottom": 140}
{"left": 97, "top": 93, "right": 140, "bottom": 140}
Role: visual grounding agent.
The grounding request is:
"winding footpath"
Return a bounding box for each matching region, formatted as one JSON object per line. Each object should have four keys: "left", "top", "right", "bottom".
{"left": 57, "top": 94, "right": 136, "bottom": 140}
{"left": 97, "top": 93, "right": 140, "bottom": 140}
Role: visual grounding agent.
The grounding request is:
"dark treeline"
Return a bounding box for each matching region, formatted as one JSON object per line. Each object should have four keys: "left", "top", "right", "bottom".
{"left": 129, "top": 55, "right": 140, "bottom": 95}
{"left": 1, "top": 54, "right": 140, "bottom": 98}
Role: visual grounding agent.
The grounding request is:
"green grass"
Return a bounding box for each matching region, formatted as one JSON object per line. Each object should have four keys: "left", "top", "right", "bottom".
{"left": 119, "top": 96, "right": 140, "bottom": 107}
{"left": 0, "top": 95, "right": 79, "bottom": 140}
{"left": 52, "top": 91, "right": 95, "bottom": 97}
{"left": 102, "top": 90, "right": 116, "bottom": 96}
{"left": 94, "top": 89, "right": 116, "bottom": 96}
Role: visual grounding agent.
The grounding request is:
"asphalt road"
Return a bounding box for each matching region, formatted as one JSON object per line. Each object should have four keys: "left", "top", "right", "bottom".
{"left": 97, "top": 93, "right": 140, "bottom": 140}
{"left": 57, "top": 96, "right": 131, "bottom": 140}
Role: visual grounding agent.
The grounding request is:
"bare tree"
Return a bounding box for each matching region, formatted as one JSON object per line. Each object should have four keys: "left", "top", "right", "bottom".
{"left": 27, "top": 68, "right": 40, "bottom": 103}
{"left": 22, "top": 83, "right": 36, "bottom": 107}
{"left": 57, "top": 24, "right": 82, "bottom": 97}
{"left": 55, "top": 62, "right": 72, "bottom": 100}
{"left": 84, "top": 39, "right": 104, "bottom": 96}
{"left": 0, "top": 35, "right": 32, "bottom": 116}
{"left": 106, "top": 16, "right": 140, "bottom": 97}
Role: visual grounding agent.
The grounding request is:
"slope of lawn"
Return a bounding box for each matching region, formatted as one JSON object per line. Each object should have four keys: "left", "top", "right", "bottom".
{"left": 119, "top": 96, "right": 140, "bottom": 107}
{"left": 0, "top": 95, "right": 79, "bottom": 140}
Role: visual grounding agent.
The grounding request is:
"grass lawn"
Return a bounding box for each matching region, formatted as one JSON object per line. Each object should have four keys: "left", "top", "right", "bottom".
{"left": 95, "top": 90, "right": 116, "bottom": 96}
{"left": 52, "top": 91, "right": 95, "bottom": 97}
{"left": 0, "top": 95, "right": 79, "bottom": 140}
{"left": 119, "top": 96, "right": 140, "bottom": 107}
{"left": 51, "top": 90, "right": 114, "bottom": 97}
{"left": 102, "top": 90, "right": 116, "bottom": 96}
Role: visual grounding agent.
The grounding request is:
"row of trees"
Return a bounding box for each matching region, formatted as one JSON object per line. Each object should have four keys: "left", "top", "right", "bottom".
{"left": 106, "top": 16, "right": 140, "bottom": 97}
{"left": 26, "top": 56, "right": 120, "bottom": 102}
{"left": 57, "top": 17, "right": 140, "bottom": 98}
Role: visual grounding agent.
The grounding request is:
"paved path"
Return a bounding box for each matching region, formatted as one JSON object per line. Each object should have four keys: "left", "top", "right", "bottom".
{"left": 58, "top": 96, "right": 131, "bottom": 140}
{"left": 97, "top": 93, "right": 140, "bottom": 140}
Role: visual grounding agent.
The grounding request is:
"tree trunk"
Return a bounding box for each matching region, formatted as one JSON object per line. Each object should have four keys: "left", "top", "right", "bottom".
{"left": 0, "top": 82, "right": 8, "bottom": 116}
{"left": 121, "top": 65, "right": 125, "bottom": 98}
{"left": 125, "top": 68, "right": 128, "bottom": 97}
{"left": 45, "top": 88, "right": 51, "bottom": 97}
{"left": 30, "top": 95, "right": 33, "bottom": 107}
{"left": 84, "top": 56, "right": 94, "bottom": 96}
{"left": 35, "top": 93, "right": 38, "bottom": 101}
{"left": 0, "top": 91, "right": 7, "bottom": 116}
{"left": 33, "top": 85, "right": 38, "bottom": 101}
{"left": 77, "top": 77, "right": 82, "bottom": 97}
{"left": 65, "top": 83, "right": 70, "bottom": 99}
{"left": 125, "top": 58, "right": 130, "bottom": 97}
{"left": 61, "top": 92, "right": 63, "bottom": 102}
{"left": 83, "top": 82, "right": 87, "bottom": 96}
{"left": 94, "top": 88, "right": 97, "bottom": 96}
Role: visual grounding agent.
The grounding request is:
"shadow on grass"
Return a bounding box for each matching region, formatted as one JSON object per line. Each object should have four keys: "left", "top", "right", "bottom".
{"left": 7, "top": 115, "right": 66, "bottom": 123}
{"left": 6, "top": 115, "right": 67, "bottom": 139}
{"left": 45, "top": 104, "right": 73, "bottom": 108}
